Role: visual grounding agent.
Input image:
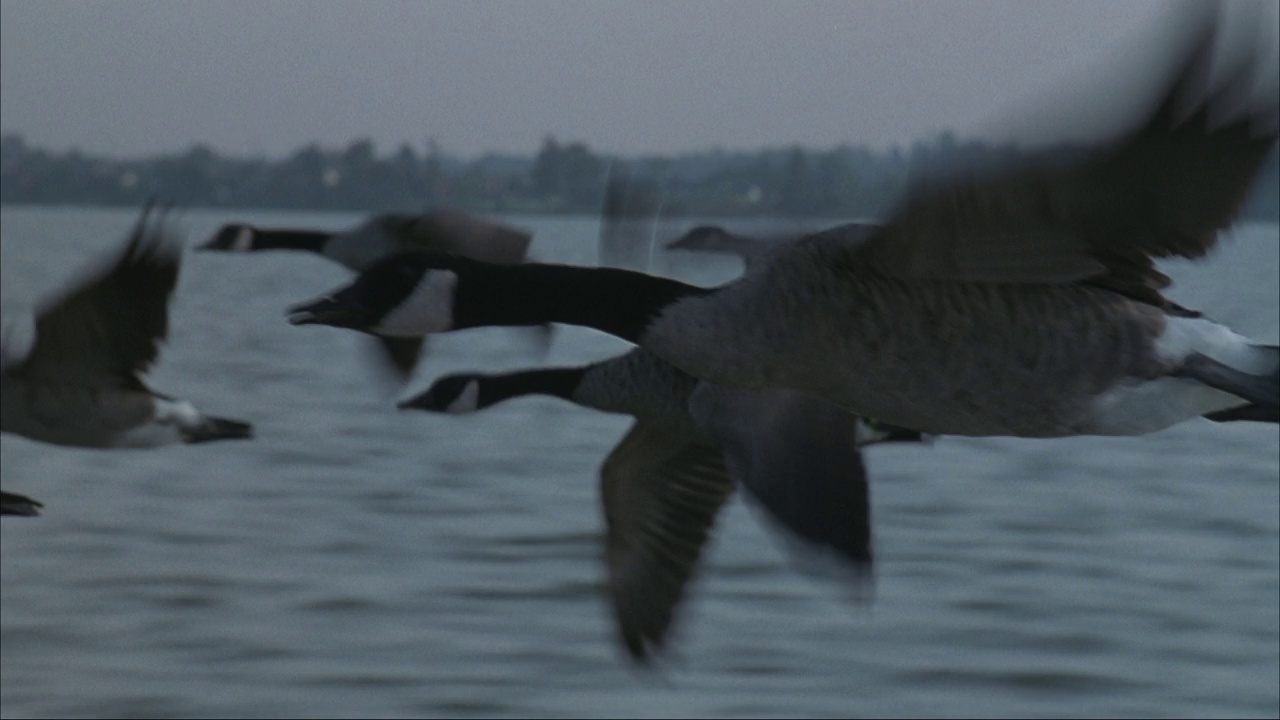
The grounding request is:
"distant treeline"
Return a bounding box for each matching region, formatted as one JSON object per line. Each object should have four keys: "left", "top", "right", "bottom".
{"left": 2, "top": 132, "right": 1277, "bottom": 221}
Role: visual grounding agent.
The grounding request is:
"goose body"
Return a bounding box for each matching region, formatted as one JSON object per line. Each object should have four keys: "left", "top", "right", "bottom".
{"left": 401, "top": 348, "right": 922, "bottom": 661}
{"left": 289, "top": 10, "right": 1279, "bottom": 438}
{"left": 203, "top": 209, "right": 550, "bottom": 378}
{"left": 200, "top": 209, "right": 534, "bottom": 272}
{"left": 665, "top": 223, "right": 878, "bottom": 273}
{"left": 1, "top": 208, "right": 254, "bottom": 449}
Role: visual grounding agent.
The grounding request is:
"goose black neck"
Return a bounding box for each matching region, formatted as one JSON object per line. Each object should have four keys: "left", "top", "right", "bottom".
{"left": 478, "top": 367, "right": 585, "bottom": 408}
{"left": 452, "top": 261, "right": 709, "bottom": 343}
{"left": 254, "top": 229, "right": 332, "bottom": 253}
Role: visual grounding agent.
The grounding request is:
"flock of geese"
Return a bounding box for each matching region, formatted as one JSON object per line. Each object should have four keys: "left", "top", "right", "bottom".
{"left": 3, "top": 5, "right": 1278, "bottom": 664}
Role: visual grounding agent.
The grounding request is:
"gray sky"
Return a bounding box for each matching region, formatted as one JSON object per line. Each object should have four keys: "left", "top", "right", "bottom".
{"left": 1, "top": 0, "right": 1273, "bottom": 159}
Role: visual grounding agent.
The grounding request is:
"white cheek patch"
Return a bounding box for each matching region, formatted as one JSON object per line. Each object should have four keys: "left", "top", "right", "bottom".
{"left": 375, "top": 270, "right": 458, "bottom": 337}
{"left": 445, "top": 380, "right": 481, "bottom": 414}
{"left": 232, "top": 227, "right": 254, "bottom": 252}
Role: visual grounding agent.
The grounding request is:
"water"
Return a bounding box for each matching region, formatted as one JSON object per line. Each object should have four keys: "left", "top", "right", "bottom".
{"left": 1, "top": 206, "right": 1276, "bottom": 719}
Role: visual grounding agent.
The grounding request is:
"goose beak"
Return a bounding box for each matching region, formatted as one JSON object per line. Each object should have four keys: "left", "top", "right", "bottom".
{"left": 286, "top": 294, "right": 368, "bottom": 329}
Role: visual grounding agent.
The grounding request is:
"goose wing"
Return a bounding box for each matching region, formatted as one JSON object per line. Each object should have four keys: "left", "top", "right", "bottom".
{"left": 600, "top": 422, "right": 735, "bottom": 663}
{"left": 853, "top": 6, "right": 1278, "bottom": 305}
{"left": 397, "top": 211, "right": 534, "bottom": 264}
{"left": 689, "top": 385, "right": 881, "bottom": 585}
{"left": 13, "top": 207, "right": 179, "bottom": 390}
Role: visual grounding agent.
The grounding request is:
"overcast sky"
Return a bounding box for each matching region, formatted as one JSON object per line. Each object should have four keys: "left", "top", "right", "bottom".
{"left": 2, "top": 0, "right": 1274, "bottom": 159}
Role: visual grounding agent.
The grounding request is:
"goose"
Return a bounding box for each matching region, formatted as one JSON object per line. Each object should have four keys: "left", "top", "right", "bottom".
{"left": 288, "top": 9, "right": 1279, "bottom": 439}
{"left": 200, "top": 209, "right": 552, "bottom": 377}
{"left": 665, "top": 222, "right": 881, "bottom": 273}
{"left": 399, "top": 348, "right": 923, "bottom": 661}
{"left": 0, "top": 491, "right": 42, "bottom": 517}
{"left": 665, "top": 224, "right": 782, "bottom": 261}
{"left": 1, "top": 206, "right": 254, "bottom": 449}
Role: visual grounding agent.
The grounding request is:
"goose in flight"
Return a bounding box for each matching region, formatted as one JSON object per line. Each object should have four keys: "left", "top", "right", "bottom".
{"left": 200, "top": 209, "right": 552, "bottom": 378}
{"left": 1, "top": 207, "right": 254, "bottom": 514}
{"left": 400, "top": 348, "right": 923, "bottom": 661}
{"left": 1, "top": 206, "right": 253, "bottom": 449}
{"left": 288, "top": 7, "right": 1278, "bottom": 439}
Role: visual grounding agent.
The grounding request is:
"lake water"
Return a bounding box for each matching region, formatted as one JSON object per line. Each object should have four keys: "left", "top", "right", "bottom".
{"left": 1, "top": 206, "right": 1277, "bottom": 719}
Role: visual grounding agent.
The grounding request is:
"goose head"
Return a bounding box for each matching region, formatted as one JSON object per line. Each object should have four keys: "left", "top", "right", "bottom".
{"left": 287, "top": 252, "right": 461, "bottom": 337}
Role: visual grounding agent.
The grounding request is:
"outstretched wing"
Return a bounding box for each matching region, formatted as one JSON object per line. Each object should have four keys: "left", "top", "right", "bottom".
{"left": 600, "top": 423, "right": 735, "bottom": 663}
{"left": 689, "top": 384, "right": 894, "bottom": 592}
{"left": 853, "top": 4, "right": 1278, "bottom": 306}
{"left": 399, "top": 210, "right": 534, "bottom": 264}
{"left": 14, "top": 206, "right": 180, "bottom": 390}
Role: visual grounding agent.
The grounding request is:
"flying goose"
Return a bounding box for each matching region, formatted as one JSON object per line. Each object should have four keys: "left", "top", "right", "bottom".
{"left": 0, "top": 491, "right": 43, "bottom": 517}
{"left": 288, "top": 8, "right": 1279, "bottom": 439}
{"left": 399, "top": 348, "right": 923, "bottom": 661}
{"left": 0, "top": 207, "right": 254, "bottom": 450}
{"left": 200, "top": 209, "right": 552, "bottom": 378}
{"left": 664, "top": 224, "right": 781, "bottom": 267}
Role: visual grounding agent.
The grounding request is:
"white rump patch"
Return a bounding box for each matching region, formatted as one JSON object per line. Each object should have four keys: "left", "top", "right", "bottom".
{"left": 114, "top": 399, "right": 200, "bottom": 447}
{"left": 1089, "top": 377, "right": 1240, "bottom": 435}
{"left": 1088, "top": 316, "right": 1272, "bottom": 435}
{"left": 375, "top": 270, "right": 458, "bottom": 337}
{"left": 154, "top": 398, "right": 201, "bottom": 427}
{"left": 445, "top": 380, "right": 480, "bottom": 414}
{"left": 1155, "top": 316, "right": 1271, "bottom": 374}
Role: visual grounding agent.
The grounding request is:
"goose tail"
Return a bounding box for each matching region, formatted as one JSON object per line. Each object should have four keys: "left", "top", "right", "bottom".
{"left": 1199, "top": 344, "right": 1278, "bottom": 423}
{"left": 1196, "top": 343, "right": 1280, "bottom": 408}
{"left": 1203, "top": 403, "right": 1279, "bottom": 423}
{"left": 1164, "top": 315, "right": 1280, "bottom": 410}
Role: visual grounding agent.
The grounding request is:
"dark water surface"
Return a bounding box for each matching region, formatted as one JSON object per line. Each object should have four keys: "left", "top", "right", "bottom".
{"left": 1, "top": 206, "right": 1277, "bottom": 719}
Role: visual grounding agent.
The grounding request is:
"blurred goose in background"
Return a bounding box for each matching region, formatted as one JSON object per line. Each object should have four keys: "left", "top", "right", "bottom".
{"left": 664, "top": 222, "right": 879, "bottom": 272}
{"left": 400, "top": 348, "right": 924, "bottom": 662}
{"left": 0, "top": 490, "right": 43, "bottom": 517}
{"left": 200, "top": 209, "right": 553, "bottom": 379}
{"left": 289, "top": 6, "right": 1279, "bottom": 439}
{"left": 1, "top": 206, "right": 254, "bottom": 450}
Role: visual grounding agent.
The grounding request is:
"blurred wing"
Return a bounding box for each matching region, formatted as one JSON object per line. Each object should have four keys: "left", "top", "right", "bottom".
{"left": 15, "top": 207, "right": 179, "bottom": 389}
{"left": 364, "top": 336, "right": 428, "bottom": 383}
{"left": 599, "top": 167, "right": 663, "bottom": 270}
{"left": 599, "top": 423, "right": 735, "bottom": 663}
{"left": 853, "top": 5, "right": 1278, "bottom": 306}
{"left": 688, "top": 384, "right": 882, "bottom": 587}
{"left": 401, "top": 211, "right": 533, "bottom": 264}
